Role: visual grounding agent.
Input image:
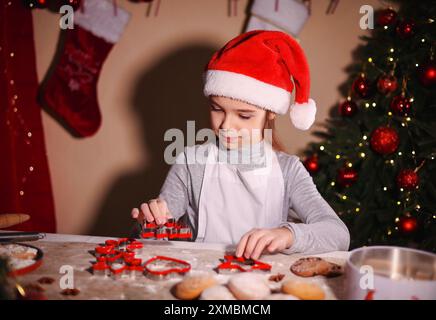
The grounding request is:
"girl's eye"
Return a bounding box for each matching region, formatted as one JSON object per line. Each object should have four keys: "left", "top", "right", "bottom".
{"left": 210, "top": 105, "right": 222, "bottom": 112}
{"left": 239, "top": 114, "right": 252, "bottom": 120}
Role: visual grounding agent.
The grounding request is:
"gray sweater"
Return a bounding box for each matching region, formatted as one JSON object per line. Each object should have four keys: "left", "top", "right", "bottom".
{"left": 159, "top": 141, "right": 350, "bottom": 254}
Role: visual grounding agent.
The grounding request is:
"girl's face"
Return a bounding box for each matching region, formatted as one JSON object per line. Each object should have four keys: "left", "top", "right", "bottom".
{"left": 209, "top": 95, "right": 275, "bottom": 149}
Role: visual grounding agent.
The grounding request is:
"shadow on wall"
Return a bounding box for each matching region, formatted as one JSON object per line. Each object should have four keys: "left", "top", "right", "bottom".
{"left": 87, "top": 45, "right": 215, "bottom": 237}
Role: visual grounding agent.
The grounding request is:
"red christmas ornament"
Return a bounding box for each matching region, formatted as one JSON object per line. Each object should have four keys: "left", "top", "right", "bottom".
{"left": 418, "top": 61, "right": 436, "bottom": 87}
{"left": 396, "top": 19, "right": 415, "bottom": 38}
{"left": 390, "top": 95, "right": 412, "bottom": 116}
{"left": 377, "top": 74, "right": 398, "bottom": 95}
{"left": 352, "top": 75, "right": 372, "bottom": 99}
{"left": 397, "top": 169, "right": 419, "bottom": 190}
{"left": 304, "top": 155, "right": 319, "bottom": 174}
{"left": 376, "top": 8, "right": 397, "bottom": 26}
{"left": 338, "top": 100, "right": 358, "bottom": 117}
{"left": 337, "top": 167, "right": 358, "bottom": 187}
{"left": 370, "top": 127, "right": 400, "bottom": 155}
{"left": 398, "top": 216, "right": 418, "bottom": 234}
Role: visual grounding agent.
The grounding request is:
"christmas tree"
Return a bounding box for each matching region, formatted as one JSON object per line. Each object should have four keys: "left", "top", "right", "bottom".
{"left": 303, "top": 1, "right": 436, "bottom": 252}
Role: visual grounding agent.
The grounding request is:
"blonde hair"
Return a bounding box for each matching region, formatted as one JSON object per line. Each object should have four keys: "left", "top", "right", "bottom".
{"left": 264, "top": 111, "right": 286, "bottom": 153}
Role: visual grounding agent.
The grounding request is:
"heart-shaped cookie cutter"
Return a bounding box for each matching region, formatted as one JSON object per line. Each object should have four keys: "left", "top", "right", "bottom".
{"left": 216, "top": 255, "right": 271, "bottom": 274}
{"left": 143, "top": 255, "right": 191, "bottom": 280}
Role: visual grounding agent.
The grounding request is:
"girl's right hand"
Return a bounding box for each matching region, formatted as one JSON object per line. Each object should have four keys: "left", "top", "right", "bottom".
{"left": 131, "top": 198, "right": 172, "bottom": 226}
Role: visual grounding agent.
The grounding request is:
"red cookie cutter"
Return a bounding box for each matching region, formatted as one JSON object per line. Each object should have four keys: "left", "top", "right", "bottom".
{"left": 216, "top": 255, "right": 272, "bottom": 273}
{"left": 125, "top": 257, "right": 142, "bottom": 266}
{"left": 177, "top": 226, "right": 192, "bottom": 240}
{"left": 155, "top": 227, "right": 168, "bottom": 240}
{"left": 145, "top": 222, "right": 158, "bottom": 229}
{"left": 168, "top": 228, "right": 179, "bottom": 240}
{"left": 92, "top": 261, "right": 110, "bottom": 276}
{"left": 110, "top": 263, "right": 127, "bottom": 279}
{"left": 117, "top": 238, "right": 130, "bottom": 251}
{"left": 105, "top": 239, "right": 119, "bottom": 247}
{"left": 141, "top": 221, "right": 193, "bottom": 241}
{"left": 141, "top": 228, "right": 156, "bottom": 239}
{"left": 126, "top": 242, "right": 143, "bottom": 254}
{"left": 143, "top": 256, "right": 191, "bottom": 280}
{"left": 122, "top": 251, "right": 135, "bottom": 260}
{"left": 106, "top": 251, "right": 123, "bottom": 265}
{"left": 95, "top": 245, "right": 115, "bottom": 258}
{"left": 128, "top": 265, "right": 144, "bottom": 278}
{"left": 164, "top": 218, "right": 176, "bottom": 228}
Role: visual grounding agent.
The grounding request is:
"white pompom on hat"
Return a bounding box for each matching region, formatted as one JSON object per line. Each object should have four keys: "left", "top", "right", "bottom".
{"left": 203, "top": 30, "right": 316, "bottom": 130}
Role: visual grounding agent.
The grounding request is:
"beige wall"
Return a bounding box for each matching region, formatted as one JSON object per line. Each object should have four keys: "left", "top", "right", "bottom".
{"left": 32, "top": 0, "right": 384, "bottom": 236}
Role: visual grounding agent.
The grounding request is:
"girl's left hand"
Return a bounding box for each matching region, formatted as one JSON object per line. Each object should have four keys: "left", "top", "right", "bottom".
{"left": 235, "top": 227, "right": 293, "bottom": 260}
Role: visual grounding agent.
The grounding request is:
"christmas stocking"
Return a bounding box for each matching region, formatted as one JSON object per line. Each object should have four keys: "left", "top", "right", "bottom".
{"left": 245, "top": 0, "right": 309, "bottom": 37}
{"left": 42, "top": 0, "right": 130, "bottom": 137}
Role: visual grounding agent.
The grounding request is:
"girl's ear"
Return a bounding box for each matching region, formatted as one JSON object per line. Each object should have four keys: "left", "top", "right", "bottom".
{"left": 267, "top": 111, "right": 277, "bottom": 121}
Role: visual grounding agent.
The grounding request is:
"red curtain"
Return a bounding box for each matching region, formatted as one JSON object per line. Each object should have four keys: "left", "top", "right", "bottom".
{"left": 0, "top": 1, "right": 56, "bottom": 232}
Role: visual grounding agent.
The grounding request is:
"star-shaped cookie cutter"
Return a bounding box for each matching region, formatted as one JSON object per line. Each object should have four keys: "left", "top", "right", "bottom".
{"left": 216, "top": 254, "right": 271, "bottom": 274}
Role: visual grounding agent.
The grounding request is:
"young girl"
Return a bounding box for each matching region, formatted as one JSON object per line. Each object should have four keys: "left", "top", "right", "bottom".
{"left": 131, "top": 30, "right": 350, "bottom": 260}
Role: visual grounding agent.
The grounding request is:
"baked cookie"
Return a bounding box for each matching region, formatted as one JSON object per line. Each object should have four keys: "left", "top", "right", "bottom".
{"left": 228, "top": 273, "right": 270, "bottom": 300}
{"left": 290, "top": 257, "right": 343, "bottom": 278}
{"left": 281, "top": 280, "right": 325, "bottom": 300}
{"left": 174, "top": 275, "right": 217, "bottom": 300}
{"left": 200, "top": 285, "right": 236, "bottom": 300}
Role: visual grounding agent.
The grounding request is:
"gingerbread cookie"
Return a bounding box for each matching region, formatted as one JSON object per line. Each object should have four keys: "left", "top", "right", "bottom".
{"left": 290, "top": 257, "right": 343, "bottom": 278}
{"left": 281, "top": 280, "right": 325, "bottom": 300}
{"left": 227, "top": 273, "right": 270, "bottom": 300}
{"left": 174, "top": 275, "right": 217, "bottom": 300}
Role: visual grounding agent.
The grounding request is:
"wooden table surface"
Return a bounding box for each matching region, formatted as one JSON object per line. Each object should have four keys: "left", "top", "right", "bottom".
{"left": 11, "top": 233, "right": 350, "bottom": 300}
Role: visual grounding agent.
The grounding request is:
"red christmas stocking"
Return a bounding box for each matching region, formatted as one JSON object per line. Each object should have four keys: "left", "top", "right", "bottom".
{"left": 42, "top": 0, "right": 130, "bottom": 137}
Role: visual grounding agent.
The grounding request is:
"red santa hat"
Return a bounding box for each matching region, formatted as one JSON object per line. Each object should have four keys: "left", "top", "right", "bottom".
{"left": 203, "top": 30, "right": 316, "bottom": 130}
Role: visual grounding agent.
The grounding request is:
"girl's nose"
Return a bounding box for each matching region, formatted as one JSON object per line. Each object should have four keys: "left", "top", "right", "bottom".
{"left": 220, "top": 115, "right": 235, "bottom": 131}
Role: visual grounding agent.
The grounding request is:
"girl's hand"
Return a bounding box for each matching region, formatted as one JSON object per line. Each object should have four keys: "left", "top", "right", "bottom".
{"left": 235, "top": 227, "right": 293, "bottom": 260}
{"left": 131, "top": 198, "right": 172, "bottom": 226}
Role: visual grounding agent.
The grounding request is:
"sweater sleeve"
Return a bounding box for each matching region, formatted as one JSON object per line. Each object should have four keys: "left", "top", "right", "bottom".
{"left": 158, "top": 150, "right": 190, "bottom": 221}
{"left": 279, "top": 157, "right": 350, "bottom": 254}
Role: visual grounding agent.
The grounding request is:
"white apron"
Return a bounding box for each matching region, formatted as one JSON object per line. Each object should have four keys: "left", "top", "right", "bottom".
{"left": 196, "top": 140, "right": 284, "bottom": 244}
